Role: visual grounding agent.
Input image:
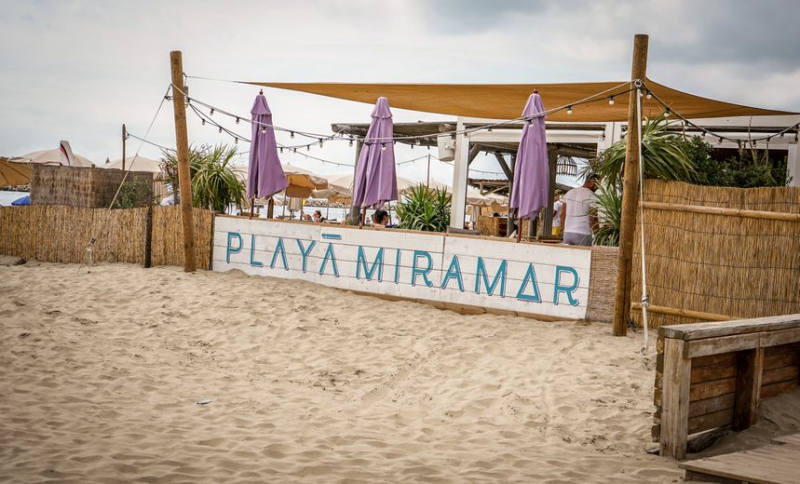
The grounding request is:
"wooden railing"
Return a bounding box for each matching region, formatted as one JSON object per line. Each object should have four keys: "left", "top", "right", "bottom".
{"left": 653, "top": 314, "right": 800, "bottom": 459}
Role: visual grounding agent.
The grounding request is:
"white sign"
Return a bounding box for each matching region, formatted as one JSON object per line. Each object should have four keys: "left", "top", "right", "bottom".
{"left": 213, "top": 217, "right": 593, "bottom": 320}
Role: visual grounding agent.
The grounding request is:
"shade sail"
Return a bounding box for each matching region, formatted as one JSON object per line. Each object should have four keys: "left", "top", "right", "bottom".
{"left": 247, "top": 79, "right": 794, "bottom": 122}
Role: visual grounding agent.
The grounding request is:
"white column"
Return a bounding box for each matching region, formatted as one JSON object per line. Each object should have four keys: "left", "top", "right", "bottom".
{"left": 788, "top": 142, "right": 800, "bottom": 187}
{"left": 450, "top": 119, "right": 469, "bottom": 229}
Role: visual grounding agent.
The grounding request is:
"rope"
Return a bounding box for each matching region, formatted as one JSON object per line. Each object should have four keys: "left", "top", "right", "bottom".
{"left": 635, "top": 81, "right": 650, "bottom": 351}
{"left": 78, "top": 84, "right": 171, "bottom": 273}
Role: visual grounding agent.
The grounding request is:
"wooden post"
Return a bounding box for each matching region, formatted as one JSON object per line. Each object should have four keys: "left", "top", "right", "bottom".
{"left": 169, "top": 50, "right": 196, "bottom": 272}
{"left": 660, "top": 337, "right": 691, "bottom": 460}
{"left": 542, "top": 147, "right": 558, "bottom": 235}
{"left": 612, "top": 34, "right": 649, "bottom": 336}
{"left": 122, "top": 124, "right": 127, "bottom": 171}
{"left": 144, "top": 205, "right": 153, "bottom": 268}
{"left": 347, "top": 140, "right": 364, "bottom": 225}
{"left": 267, "top": 198, "right": 274, "bottom": 219}
{"left": 732, "top": 347, "right": 764, "bottom": 431}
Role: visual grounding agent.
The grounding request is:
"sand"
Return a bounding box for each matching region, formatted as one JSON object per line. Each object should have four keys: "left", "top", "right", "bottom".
{"left": 0, "top": 262, "right": 691, "bottom": 483}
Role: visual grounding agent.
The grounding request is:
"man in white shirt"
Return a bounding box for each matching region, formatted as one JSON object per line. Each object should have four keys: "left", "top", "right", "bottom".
{"left": 560, "top": 175, "right": 599, "bottom": 246}
{"left": 552, "top": 192, "right": 564, "bottom": 236}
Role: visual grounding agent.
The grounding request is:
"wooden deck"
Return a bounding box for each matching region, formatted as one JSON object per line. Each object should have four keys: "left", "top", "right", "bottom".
{"left": 680, "top": 432, "right": 800, "bottom": 484}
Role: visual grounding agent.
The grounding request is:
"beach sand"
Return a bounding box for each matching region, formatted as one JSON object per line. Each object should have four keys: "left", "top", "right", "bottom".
{"left": 0, "top": 261, "right": 766, "bottom": 483}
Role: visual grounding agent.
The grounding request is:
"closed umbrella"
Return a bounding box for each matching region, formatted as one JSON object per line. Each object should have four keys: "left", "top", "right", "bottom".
{"left": 509, "top": 91, "right": 549, "bottom": 241}
{"left": 247, "top": 90, "right": 288, "bottom": 206}
{"left": 352, "top": 97, "right": 397, "bottom": 226}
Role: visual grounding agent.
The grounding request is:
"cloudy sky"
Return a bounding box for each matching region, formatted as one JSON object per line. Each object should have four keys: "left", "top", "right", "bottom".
{"left": 2, "top": 0, "right": 799, "bottom": 184}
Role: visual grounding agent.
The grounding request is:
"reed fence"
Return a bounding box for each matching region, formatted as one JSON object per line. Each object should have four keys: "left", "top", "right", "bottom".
{"left": 631, "top": 180, "right": 800, "bottom": 328}
{"left": 0, "top": 205, "right": 213, "bottom": 269}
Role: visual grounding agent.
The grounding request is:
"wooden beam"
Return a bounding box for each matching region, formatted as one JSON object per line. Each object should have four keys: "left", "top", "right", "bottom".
{"left": 660, "top": 337, "right": 691, "bottom": 460}
{"left": 493, "top": 152, "right": 513, "bottom": 180}
{"left": 643, "top": 200, "right": 800, "bottom": 222}
{"left": 542, "top": 148, "right": 558, "bottom": 235}
{"left": 169, "top": 51, "right": 196, "bottom": 272}
{"left": 467, "top": 144, "right": 482, "bottom": 165}
{"left": 686, "top": 333, "right": 760, "bottom": 359}
{"left": 613, "top": 33, "right": 649, "bottom": 337}
{"left": 631, "top": 302, "right": 733, "bottom": 322}
{"left": 732, "top": 347, "right": 765, "bottom": 431}
{"left": 659, "top": 314, "right": 800, "bottom": 341}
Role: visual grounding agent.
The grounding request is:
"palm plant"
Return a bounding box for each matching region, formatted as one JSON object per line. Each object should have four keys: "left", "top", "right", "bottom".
{"left": 589, "top": 115, "right": 696, "bottom": 186}
{"left": 592, "top": 184, "right": 623, "bottom": 246}
{"left": 395, "top": 184, "right": 451, "bottom": 232}
{"left": 163, "top": 144, "right": 246, "bottom": 213}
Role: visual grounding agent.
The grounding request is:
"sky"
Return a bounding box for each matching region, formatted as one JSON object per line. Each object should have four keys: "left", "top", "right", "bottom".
{"left": 2, "top": 0, "right": 800, "bottom": 185}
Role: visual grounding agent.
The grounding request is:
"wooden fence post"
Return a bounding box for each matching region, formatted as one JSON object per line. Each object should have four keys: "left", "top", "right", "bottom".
{"left": 144, "top": 205, "right": 153, "bottom": 268}
{"left": 660, "top": 337, "right": 691, "bottom": 459}
{"left": 612, "top": 33, "right": 649, "bottom": 336}
{"left": 169, "top": 50, "right": 196, "bottom": 272}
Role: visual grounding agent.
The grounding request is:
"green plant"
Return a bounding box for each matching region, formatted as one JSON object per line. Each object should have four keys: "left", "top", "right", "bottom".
{"left": 592, "top": 184, "right": 622, "bottom": 246}
{"left": 163, "top": 144, "right": 246, "bottom": 212}
{"left": 395, "top": 184, "right": 451, "bottom": 232}
{"left": 113, "top": 177, "right": 153, "bottom": 209}
{"left": 590, "top": 115, "right": 697, "bottom": 186}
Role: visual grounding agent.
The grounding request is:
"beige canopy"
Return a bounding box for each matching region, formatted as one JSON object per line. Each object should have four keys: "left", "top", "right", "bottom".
{"left": 12, "top": 149, "right": 95, "bottom": 168}
{"left": 281, "top": 164, "right": 328, "bottom": 198}
{"left": 0, "top": 158, "right": 33, "bottom": 187}
{"left": 247, "top": 79, "right": 793, "bottom": 122}
{"left": 105, "top": 156, "right": 164, "bottom": 174}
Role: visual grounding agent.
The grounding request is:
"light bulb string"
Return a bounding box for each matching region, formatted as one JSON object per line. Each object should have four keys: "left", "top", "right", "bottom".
{"left": 171, "top": 80, "right": 634, "bottom": 145}
{"left": 639, "top": 80, "right": 800, "bottom": 145}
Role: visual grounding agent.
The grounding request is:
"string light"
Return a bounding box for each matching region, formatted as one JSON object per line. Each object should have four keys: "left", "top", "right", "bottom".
{"left": 235, "top": 117, "right": 240, "bottom": 124}
{"left": 218, "top": 127, "right": 223, "bottom": 133}
{"left": 279, "top": 147, "right": 283, "bottom": 153}
{"left": 290, "top": 131, "right": 295, "bottom": 139}
{"left": 608, "top": 96, "right": 615, "bottom": 105}
{"left": 487, "top": 126, "right": 492, "bottom": 132}
{"left": 235, "top": 137, "right": 239, "bottom": 145}
{"left": 415, "top": 139, "right": 421, "bottom": 146}
{"left": 566, "top": 105, "right": 573, "bottom": 115}
{"left": 348, "top": 138, "right": 353, "bottom": 147}
{"left": 210, "top": 108, "right": 215, "bottom": 116}
{"left": 381, "top": 143, "right": 387, "bottom": 151}
{"left": 664, "top": 108, "right": 670, "bottom": 118}
{"left": 307, "top": 145, "right": 310, "bottom": 151}
{"left": 646, "top": 91, "right": 652, "bottom": 100}
{"left": 261, "top": 126, "right": 267, "bottom": 134}
{"left": 201, "top": 119, "right": 206, "bottom": 125}
{"left": 319, "top": 139, "right": 324, "bottom": 148}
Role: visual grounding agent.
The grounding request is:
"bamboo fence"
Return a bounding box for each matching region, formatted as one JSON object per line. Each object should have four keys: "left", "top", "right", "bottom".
{"left": 631, "top": 180, "right": 800, "bottom": 328}
{"left": 0, "top": 205, "right": 213, "bottom": 269}
{"left": 586, "top": 245, "right": 619, "bottom": 324}
{"left": 31, "top": 164, "right": 153, "bottom": 208}
{"left": 150, "top": 206, "right": 214, "bottom": 270}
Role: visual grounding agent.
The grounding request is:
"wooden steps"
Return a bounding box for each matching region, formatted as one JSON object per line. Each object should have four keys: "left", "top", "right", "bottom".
{"left": 680, "top": 432, "right": 800, "bottom": 484}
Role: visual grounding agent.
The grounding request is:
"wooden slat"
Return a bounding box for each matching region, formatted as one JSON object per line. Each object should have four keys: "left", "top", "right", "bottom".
{"left": 660, "top": 314, "right": 800, "bottom": 341}
{"left": 691, "top": 361, "right": 737, "bottom": 383}
{"left": 760, "top": 380, "right": 799, "bottom": 399}
{"left": 688, "top": 409, "right": 734, "bottom": 435}
{"left": 764, "top": 346, "right": 800, "bottom": 369}
{"left": 762, "top": 365, "right": 800, "bottom": 386}
{"left": 685, "top": 333, "right": 760, "bottom": 358}
{"left": 660, "top": 338, "right": 692, "bottom": 460}
{"left": 762, "top": 328, "right": 800, "bottom": 348}
{"left": 692, "top": 352, "right": 738, "bottom": 368}
{"left": 680, "top": 444, "right": 800, "bottom": 484}
{"left": 689, "top": 394, "right": 736, "bottom": 419}
{"left": 690, "top": 378, "right": 736, "bottom": 402}
{"left": 772, "top": 433, "right": 800, "bottom": 446}
{"left": 733, "top": 347, "right": 764, "bottom": 431}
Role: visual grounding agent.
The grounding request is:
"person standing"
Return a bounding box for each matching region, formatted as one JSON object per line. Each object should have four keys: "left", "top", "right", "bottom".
{"left": 560, "top": 175, "right": 599, "bottom": 246}
{"left": 552, "top": 191, "right": 564, "bottom": 236}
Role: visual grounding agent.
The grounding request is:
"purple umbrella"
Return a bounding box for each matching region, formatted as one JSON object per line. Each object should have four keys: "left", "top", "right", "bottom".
{"left": 247, "top": 90, "right": 287, "bottom": 200}
{"left": 352, "top": 97, "right": 397, "bottom": 220}
{"left": 510, "top": 91, "right": 549, "bottom": 240}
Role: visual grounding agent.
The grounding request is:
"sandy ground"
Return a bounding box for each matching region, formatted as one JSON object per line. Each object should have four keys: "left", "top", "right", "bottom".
{"left": 0, "top": 261, "right": 737, "bottom": 483}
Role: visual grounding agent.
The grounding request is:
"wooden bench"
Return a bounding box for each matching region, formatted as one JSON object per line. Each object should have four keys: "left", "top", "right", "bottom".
{"left": 652, "top": 314, "right": 800, "bottom": 459}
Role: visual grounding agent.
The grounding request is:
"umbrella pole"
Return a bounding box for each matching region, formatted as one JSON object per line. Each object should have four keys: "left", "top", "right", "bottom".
{"left": 360, "top": 207, "right": 366, "bottom": 228}
{"left": 517, "top": 216, "right": 523, "bottom": 243}
{"left": 250, "top": 197, "right": 255, "bottom": 218}
{"left": 267, "top": 197, "right": 274, "bottom": 219}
